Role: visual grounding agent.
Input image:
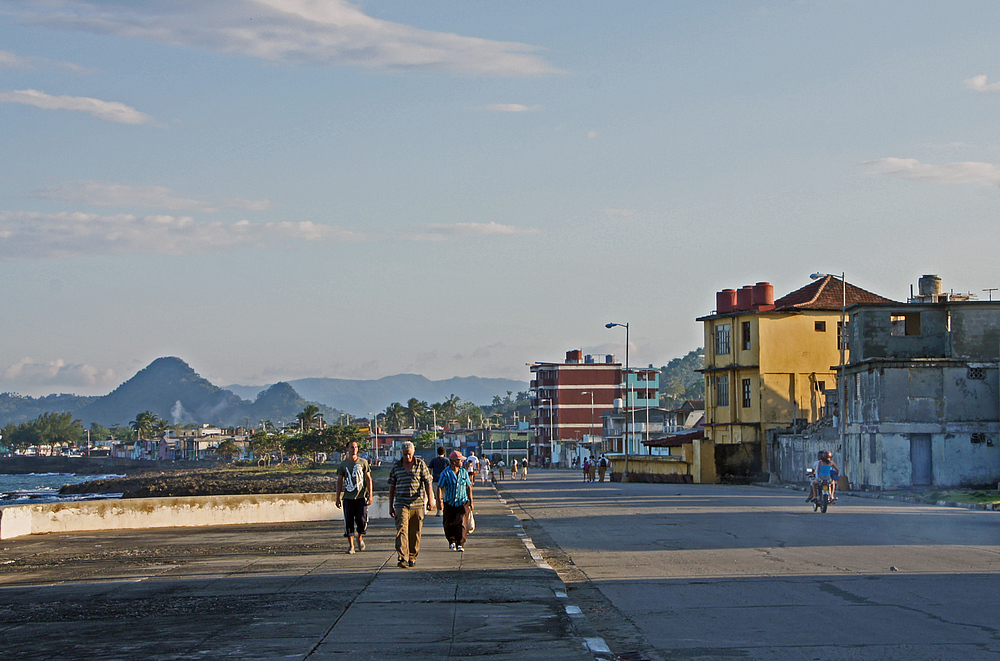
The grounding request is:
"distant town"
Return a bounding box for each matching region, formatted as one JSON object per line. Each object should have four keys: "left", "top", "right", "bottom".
{"left": 3, "top": 273, "right": 999, "bottom": 492}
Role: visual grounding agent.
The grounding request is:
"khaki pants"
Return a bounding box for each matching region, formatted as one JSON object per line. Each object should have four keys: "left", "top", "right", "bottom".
{"left": 394, "top": 506, "right": 425, "bottom": 562}
{"left": 598, "top": 466, "right": 606, "bottom": 481}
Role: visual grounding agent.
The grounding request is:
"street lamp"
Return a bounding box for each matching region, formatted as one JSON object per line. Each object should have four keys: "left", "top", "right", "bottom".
{"left": 606, "top": 322, "right": 632, "bottom": 480}
{"left": 369, "top": 412, "right": 379, "bottom": 462}
{"left": 580, "top": 390, "right": 596, "bottom": 458}
{"left": 540, "top": 397, "right": 552, "bottom": 467}
{"left": 810, "top": 272, "right": 847, "bottom": 480}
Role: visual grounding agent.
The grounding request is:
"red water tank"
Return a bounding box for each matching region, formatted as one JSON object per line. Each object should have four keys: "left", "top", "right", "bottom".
{"left": 736, "top": 286, "right": 753, "bottom": 311}
{"left": 752, "top": 282, "right": 774, "bottom": 308}
{"left": 716, "top": 289, "right": 737, "bottom": 314}
{"left": 565, "top": 349, "right": 583, "bottom": 364}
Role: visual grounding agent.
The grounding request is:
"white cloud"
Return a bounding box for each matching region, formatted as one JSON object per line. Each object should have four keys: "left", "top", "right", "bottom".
{"left": 965, "top": 74, "right": 1000, "bottom": 92}
{"left": 862, "top": 157, "right": 1000, "bottom": 186}
{"left": 0, "top": 89, "right": 155, "bottom": 124}
{"left": 479, "top": 104, "right": 540, "bottom": 112}
{"left": 0, "top": 211, "right": 364, "bottom": 259}
{"left": 411, "top": 221, "right": 542, "bottom": 240}
{"left": 0, "top": 49, "right": 91, "bottom": 73}
{"left": 17, "top": 0, "right": 558, "bottom": 77}
{"left": 3, "top": 357, "right": 117, "bottom": 389}
{"left": 587, "top": 130, "right": 598, "bottom": 139}
{"left": 31, "top": 181, "right": 269, "bottom": 212}
{"left": 601, "top": 208, "right": 635, "bottom": 217}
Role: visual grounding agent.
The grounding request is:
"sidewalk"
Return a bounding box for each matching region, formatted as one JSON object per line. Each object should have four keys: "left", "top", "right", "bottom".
{"left": 0, "top": 485, "right": 599, "bottom": 661}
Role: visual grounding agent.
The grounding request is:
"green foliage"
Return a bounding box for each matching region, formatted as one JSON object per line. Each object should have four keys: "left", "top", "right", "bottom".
{"left": 215, "top": 439, "right": 240, "bottom": 462}
{"left": 1, "top": 412, "right": 84, "bottom": 453}
{"left": 659, "top": 348, "right": 706, "bottom": 409}
{"left": 480, "top": 390, "right": 532, "bottom": 426}
{"left": 413, "top": 431, "right": 436, "bottom": 449}
{"left": 130, "top": 410, "right": 160, "bottom": 440}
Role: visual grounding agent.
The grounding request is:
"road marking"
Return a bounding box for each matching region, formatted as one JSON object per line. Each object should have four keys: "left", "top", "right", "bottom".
{"left": 583, "top": 637, "right": 612, "bottom": 654}
{"left": 566, "top": 605, "right": 583, "bottom": 617}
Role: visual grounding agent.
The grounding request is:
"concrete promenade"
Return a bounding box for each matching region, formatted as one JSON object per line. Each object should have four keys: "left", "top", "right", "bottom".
{"left": 0, "top": 484, "right": 607, "bottom": 661}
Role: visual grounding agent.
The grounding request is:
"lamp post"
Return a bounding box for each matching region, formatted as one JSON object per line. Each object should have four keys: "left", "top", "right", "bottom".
{"left": 540, "top": 397, "right": 552, "bottom": 467}
{"left": 369, "top": 412, "right": 379, "bottom": 462}
{"left": 810, "top": 272, "right": 847, "bottom": 480}
{"left": 580, "top": 390, "right": 596, "bottom": 459}
{"left": 606, "top": 322, "right": 631, "bottom": 480}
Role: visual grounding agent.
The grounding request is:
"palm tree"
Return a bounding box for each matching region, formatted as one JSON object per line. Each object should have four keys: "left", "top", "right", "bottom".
{"left": 131, "top": 411, "right": 158, "bottom": 440}
{"left": 383, "top": 403, "right": 406, "bottom": 433}
{"left": 296, "top": 404, "right": 320, "bottom": 432}
{"left": 406, "top": 398, "right": 427, "bottom": 429}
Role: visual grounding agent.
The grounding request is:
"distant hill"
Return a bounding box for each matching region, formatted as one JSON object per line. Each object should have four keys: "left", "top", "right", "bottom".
{"left": 225, "top": 374, "right": 529, "bottom": 416}
{"left": 0, "top": 357, "right": 341, "bottom": 428}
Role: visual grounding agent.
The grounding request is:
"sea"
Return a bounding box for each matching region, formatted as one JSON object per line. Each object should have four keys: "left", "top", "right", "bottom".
{"left": 0, "top": 473, "right": 124, "bottom": 504}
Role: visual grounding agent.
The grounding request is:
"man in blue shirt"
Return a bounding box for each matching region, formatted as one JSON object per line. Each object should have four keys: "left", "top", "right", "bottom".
{"left": 437, "top": 450, "right": 474, "bottom": 552}
{"left": 428, "top": 446, "right": 449, "bottom": 517}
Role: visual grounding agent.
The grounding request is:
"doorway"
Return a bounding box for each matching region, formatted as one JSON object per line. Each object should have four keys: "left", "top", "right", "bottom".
{"left": 910, "top": 434, "right": 932, "bottom": 486}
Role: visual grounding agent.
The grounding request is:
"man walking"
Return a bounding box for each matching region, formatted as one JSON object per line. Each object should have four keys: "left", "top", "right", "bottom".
{"left": 437, "top": 450, "right": 474, "bottom": 552}
{"left": 387, "top": 441, "right": 434, "bottom": 568}
{"left": 335, "top": 440, "right": 372, "bottom": 554}
{"left": 428, "top": 446, "right": 449, "bottom": 517}
{"left": 598, "top": 454, "right": 609, "bottom": 482}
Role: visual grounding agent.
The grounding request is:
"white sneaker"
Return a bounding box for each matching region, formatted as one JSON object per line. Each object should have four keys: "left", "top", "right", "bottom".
{"left": 436, "top": 511, "right": 442, "bottom": 517}
{"left": 449, "top": 542, "right": 456, "bottom": 551}
{"left": 456, "top": 545, "right": 464, "bottom": 552}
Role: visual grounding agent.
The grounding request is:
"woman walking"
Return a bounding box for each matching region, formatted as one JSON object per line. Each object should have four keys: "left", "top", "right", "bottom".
{"left": 437, "top": 450, "right": 474, "bottom": 552}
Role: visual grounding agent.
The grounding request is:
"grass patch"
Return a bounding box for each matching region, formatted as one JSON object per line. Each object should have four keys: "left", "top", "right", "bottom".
{"left": 918, "top": 490, "right": 1000, "bottom": 505}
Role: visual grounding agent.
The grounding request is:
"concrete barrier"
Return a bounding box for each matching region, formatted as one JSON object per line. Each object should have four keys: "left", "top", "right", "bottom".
{"left": 0, "top": 493, "right": 391, "bottom": 540}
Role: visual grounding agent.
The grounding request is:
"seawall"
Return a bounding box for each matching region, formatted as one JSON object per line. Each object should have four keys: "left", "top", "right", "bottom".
{"left": 0, "top": 493, "right": 390, "bottom": 540}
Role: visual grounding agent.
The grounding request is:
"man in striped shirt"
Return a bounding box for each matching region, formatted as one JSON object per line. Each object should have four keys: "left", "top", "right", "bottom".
{"left": 387, "top": 441, "right": 434, "bottom": 568}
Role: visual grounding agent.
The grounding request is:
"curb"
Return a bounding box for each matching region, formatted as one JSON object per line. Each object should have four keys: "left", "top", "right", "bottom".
{"left": 493, "top": 489, "right": 615, "bottom": 661}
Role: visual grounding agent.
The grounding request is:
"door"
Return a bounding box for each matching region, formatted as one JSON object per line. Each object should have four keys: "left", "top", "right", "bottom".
{"left": 910, "top": 434, "right": 932, "bottom": 486}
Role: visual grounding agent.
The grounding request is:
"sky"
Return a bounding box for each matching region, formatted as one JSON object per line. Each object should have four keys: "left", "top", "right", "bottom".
{"left": 3, "top": 0, "right": 1000, "bottom": 397}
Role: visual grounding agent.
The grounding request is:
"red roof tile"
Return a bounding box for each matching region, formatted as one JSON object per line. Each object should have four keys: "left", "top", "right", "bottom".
{"left": 773, "top": 275, "right": 896, "bottom": 311}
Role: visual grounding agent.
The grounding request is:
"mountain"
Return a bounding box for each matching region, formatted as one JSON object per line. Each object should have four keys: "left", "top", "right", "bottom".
{"left": 0, "top": 357, "right": 341, "bottom": 428}
{"left": 225, "top": 374, "right": 529, "bottom": 416}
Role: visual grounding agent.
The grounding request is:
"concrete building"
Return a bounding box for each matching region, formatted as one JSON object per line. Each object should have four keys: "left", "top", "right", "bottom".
{"left": 697, "top": 277, "right": 895, "bottom": 483}
{"left": 840, "top": 276, "right": 1000, "bottom": 489}
{"left": 530, "top": 350, "right": 657, "bottom": 465}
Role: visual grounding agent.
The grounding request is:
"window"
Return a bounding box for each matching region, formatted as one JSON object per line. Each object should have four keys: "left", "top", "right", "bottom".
{"left": 741, "top": 378, "right": 751, "bottom": 408}
{"left": 815, "top": 321, "right": 827, "bottom": 332}
{"left": 837, "top": 321, "right": 848, "bottom": 351}
{"left": 741, "top": 321, "right": 751, "bottom": 351}
{"left": 716, "top": 375, "right": 730, "bottom": 407}
{"left": 816, "top": 380, "right": 826, "bottom": 392}
{"left": 715, "top": 323, "right": 731, "bottom": 355}
{"left": 891, "top": 313, "right": 921, "bottom": 336}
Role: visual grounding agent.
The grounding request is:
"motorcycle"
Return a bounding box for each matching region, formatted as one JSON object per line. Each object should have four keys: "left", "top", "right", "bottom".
{"left": 806, "top": 468, "right": 834, "bottom": 513}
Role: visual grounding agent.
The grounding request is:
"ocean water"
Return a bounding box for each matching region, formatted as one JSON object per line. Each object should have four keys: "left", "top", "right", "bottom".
{"left": 0, "top": 473, "right": 123, "bottom": 503}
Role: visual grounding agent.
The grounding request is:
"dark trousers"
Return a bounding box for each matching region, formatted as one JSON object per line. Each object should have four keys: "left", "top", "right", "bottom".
{"left": 442, "top": 502, "right": 470, "bottom": 546}
{"left": 343, "top": 499, "right": 368, "bottom": 537}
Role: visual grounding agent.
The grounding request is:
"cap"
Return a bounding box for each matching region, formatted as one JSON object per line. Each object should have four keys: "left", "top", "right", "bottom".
{"left": 448, "top": 450, "right": 465, "bottom": 461}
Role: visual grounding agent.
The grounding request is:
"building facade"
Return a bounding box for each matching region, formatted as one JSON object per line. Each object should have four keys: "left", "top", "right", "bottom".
{"left": 841, "top": 282, "right": 1000, "bottom": 489}
{"left": 697, "top": 277, "right": 895, "bottom": 483}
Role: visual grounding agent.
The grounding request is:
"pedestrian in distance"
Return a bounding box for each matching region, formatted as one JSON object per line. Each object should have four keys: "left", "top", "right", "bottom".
{"left": 480, "top": 456, "right": 491, "bottom": 485}
{"left": 582, "top": 457, "right": 590, "bottom": 482}
{"left": 520, "top": 457, "right": 528, "bottom": 480}
{"left": 437, "top": 450, "right": 474, "bottom": 552}
{"left": 598, "top": 455, "right": 609, "bottom": 482}
{"left": 496, "top": 459, "right": 505, "bottom": 480}
{"left": 387, "top": 441, "right": 434, "bottom": 568}
{"left": 511, "top": 458, "right": 519, "bottom": 479}
{"left": 428, "top": 446, "right": 449, "bottom": 517}
{"left": 588, "top": 455, "right": 597, "bottom": 483}
{"left": 335, "top": 440, "right": 373, "bottom": 554}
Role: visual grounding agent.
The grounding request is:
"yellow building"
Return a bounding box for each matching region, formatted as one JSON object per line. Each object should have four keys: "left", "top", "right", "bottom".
{"left": 694, "top": 277, "right": 894, "bottom": 483}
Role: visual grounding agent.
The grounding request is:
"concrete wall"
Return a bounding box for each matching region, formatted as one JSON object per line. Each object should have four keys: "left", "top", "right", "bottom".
{"left": 609, "top": 453, "right": 692, "bottom": 483}
{"left": 0, "top": 493, "right": 390, "bottom": 541}
{"left": 769, "top": 428, "right": 840, "bottom": 484}
{"left": 847, "top": 431, "right": 1000, "bottom": 490}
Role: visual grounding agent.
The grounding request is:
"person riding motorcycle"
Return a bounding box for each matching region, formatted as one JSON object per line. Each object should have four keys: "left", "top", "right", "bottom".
{"left": 808, "top": 450, "right": 839, "bottom": 502}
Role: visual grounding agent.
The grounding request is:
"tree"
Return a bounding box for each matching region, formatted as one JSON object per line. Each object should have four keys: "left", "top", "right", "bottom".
{"left": 296, "top": 404, "right": 320, "bottom": 432}
{"left": 413, "top": 431, "right": 436, "bottom": 450}
{"left": 405, "top": 398, "right": 428, "bottom": 429}
{"left": 383, "top": 402, "right": 406, "bottom": 433}
{"left": 250, "top": 430, "right": 282, "bottom": 466}
{"left": 35, "top": 412, "right": 84, "bottom": 453}
{"left": 131, "top": 411, "right": 158, "bottom": 440}
{"left": 215, "top": 439, "right": 240, "bottom": 463}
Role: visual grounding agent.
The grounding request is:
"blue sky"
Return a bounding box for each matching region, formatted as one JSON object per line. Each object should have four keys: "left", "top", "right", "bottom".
{"left": 2, "top": 1, "right": 1000, "bottom": 396}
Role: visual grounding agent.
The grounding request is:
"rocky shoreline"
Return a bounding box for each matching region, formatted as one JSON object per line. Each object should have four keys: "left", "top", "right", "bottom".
{"left": 58, "top": 468, "right": 352, "bottom": 499}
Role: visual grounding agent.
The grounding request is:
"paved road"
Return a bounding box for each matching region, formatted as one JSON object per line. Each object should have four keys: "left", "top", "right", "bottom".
{"left": 0, "top": 488, "right": 597, "bottom": 661}
{"left": 497, "top": 471, "right": 1000, "bottom": 661}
